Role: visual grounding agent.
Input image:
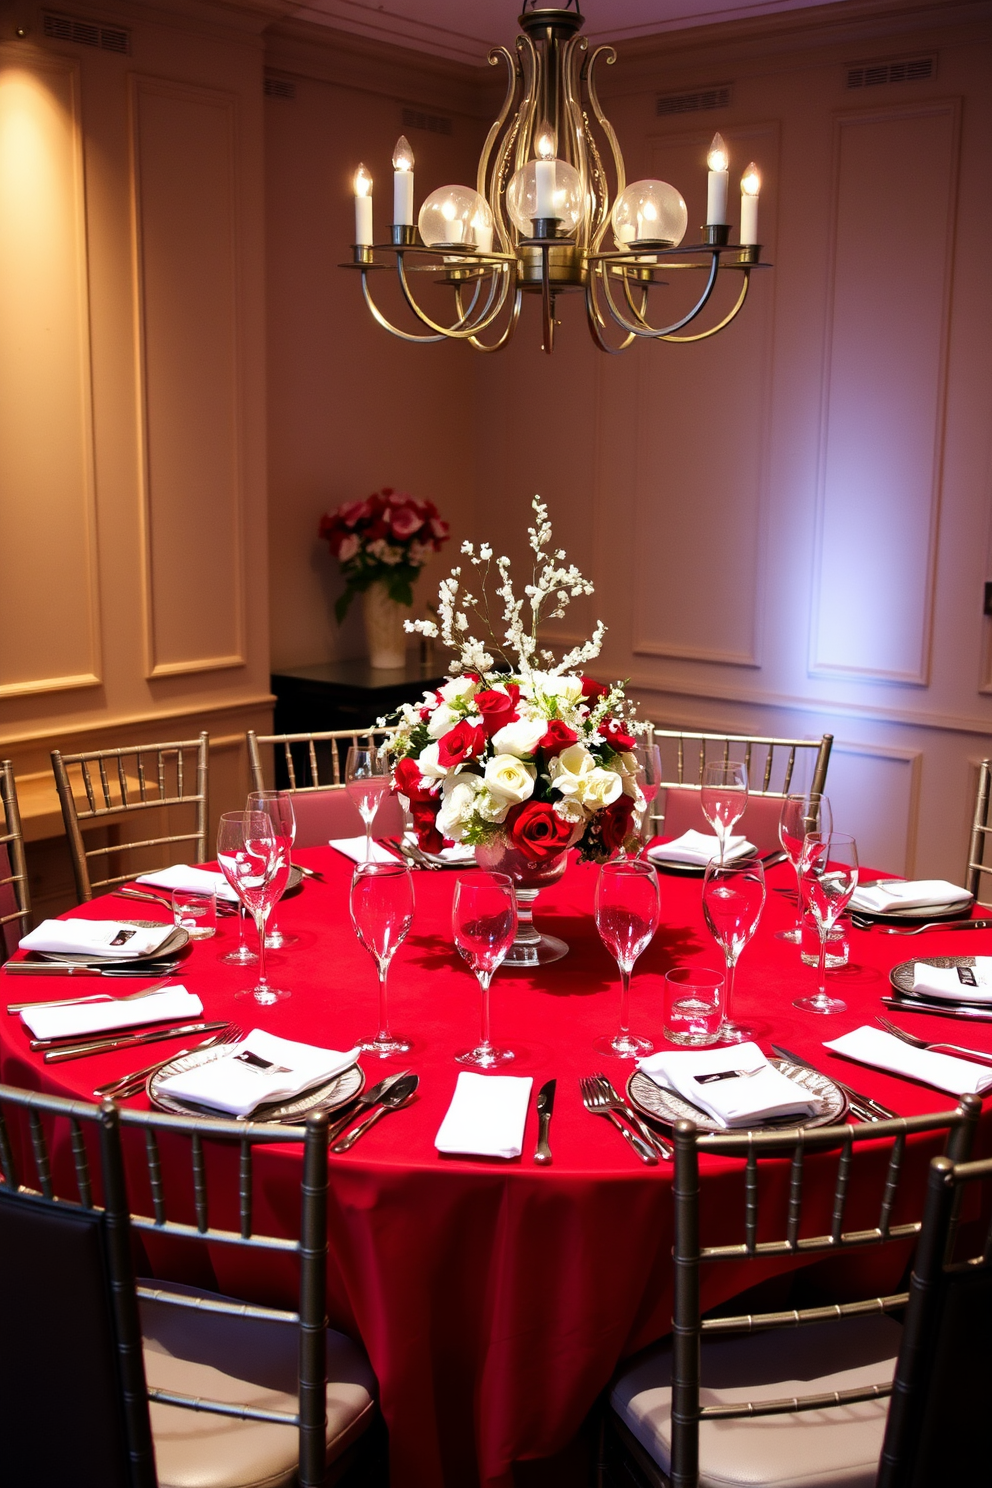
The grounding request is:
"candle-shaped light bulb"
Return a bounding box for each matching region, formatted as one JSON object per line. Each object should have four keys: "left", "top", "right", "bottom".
{"left": 740, "top": 161, "right": 760, "bottom": 245}
{"left": 441, "top": 196, "right": 463, "bottom": 243}
{"left": 636, "top": 197, "right": 658, "bottom": 242}
{"left": 392, "top": 135, "right": 415, "bottom": 226}
{"left": 706, "top": 132, "right": 729, "bottom": 226}
{"left": 353, "top": 163, "right": 373, "bottom": 245}
{"left": 534, "top": 126, "right": 557, "bottom": 223}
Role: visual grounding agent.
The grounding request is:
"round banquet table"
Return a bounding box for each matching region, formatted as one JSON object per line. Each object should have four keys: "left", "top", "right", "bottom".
{"left": 2, "top": 847, "right": 991, "bottom": 1488}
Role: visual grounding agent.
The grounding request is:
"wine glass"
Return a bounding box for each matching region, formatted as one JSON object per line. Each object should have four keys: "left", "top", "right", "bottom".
{"left": 350, "top": 860, "right": 414, "bottom": 1057}
{"left": 776, "top": 792, "right": 833, "bottom": 944}
{"left": 452, "top": 871, "right": 517, "bottom": 1068}
{"left": 793, "top": 832, "right": 858, "bottom": 1015}
{"left": 218, "top": 903, "right": 258, "bottom": 967}
{"left": 247, "top": 790, "right": 298, "bottom": 949}
{"left": 216, "top": 810, "right": 287, "bottom": 1003}
{"left": 634, "top": 740, "right": 663, "bottom": 850}
{"left": 594, "top": 859, "right": 661, "bottom": 1058}
{"left": 702, "top": 853, "right": 766, "bottom": 1042}
{"left": 701, "top": 761, "right": 748, "bottom": 861}
{"left": 346, "top": 744, "right": 391, "bottom": 862}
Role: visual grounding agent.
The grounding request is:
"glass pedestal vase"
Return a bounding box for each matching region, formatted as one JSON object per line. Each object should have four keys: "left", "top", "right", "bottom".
{"left": 474, "top": 837, "right": 569, "bottom": 968}
{"left": 362, "top": 582, "right": 409, "bottom": 670}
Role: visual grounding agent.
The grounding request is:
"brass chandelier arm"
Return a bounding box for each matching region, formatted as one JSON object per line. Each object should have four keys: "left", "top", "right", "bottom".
{"left": 584, "top": 277, "right": 639, "bottom": 353}
{"left": 360, "top": 272, "right": 449, "bottom": 343}
{"left": 453, "top": 268, "right": 512, "bottom": 335}
{"left": 597, "top": 252, "right": 721, "bottom": 338}
{"left": 655, "top": 271, "right": 751, "bottom": 342}
{"left": 584, "top": 46, "right": 622, "bottom": 253}
{"left": 477, "top": 48, "right": 519, "bottom": 201}
{"left": 466, "top": 288, "right": 524, "bottom": 352}
{"left": 395, "top": 255, "right": 510, "bottom": 339}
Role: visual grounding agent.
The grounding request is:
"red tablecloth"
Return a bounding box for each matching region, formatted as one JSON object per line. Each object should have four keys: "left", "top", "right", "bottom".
{"left": 3, "top": 849, "right": 990, "bottom": 1487}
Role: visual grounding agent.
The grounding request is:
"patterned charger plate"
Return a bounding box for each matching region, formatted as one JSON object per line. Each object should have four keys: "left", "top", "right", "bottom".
{"left": 148, "top": 1043, "right": 365, "bottom": 1124}
{"left": 889, "top": 955, "right": 979, "bottom": 998}
{"left": 626, "top": 1058, "right": 848, "bottom": 1135}
{"left": 37, "top": 920, "right": 190, "bottom": 966}
{"left": 850, "top": 887, "right": 973, "bottom": 924}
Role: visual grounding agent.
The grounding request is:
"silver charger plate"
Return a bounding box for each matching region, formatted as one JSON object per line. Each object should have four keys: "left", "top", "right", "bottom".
{"left": 36, "top": 920, "right": 190, "bottom": 966}
{"left": 148, "top": 1043, "right": 365, "bottom": 1124}
{"left": 282, "top": 864, "right": 305, "bottom": 897}
{"left": 626, "top": 1058, "right": 848, "bottom": 1135}
{"left": 889, "top": 955, "right": 981, "bottom": 999}
{"left": 850, "top": 885, "right": 973, "bottom": 924}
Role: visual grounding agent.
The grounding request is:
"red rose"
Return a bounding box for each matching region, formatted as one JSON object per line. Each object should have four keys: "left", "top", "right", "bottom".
{"left": 599, "top": 795, "right": 636, "bottom": 855}
{"left": 393, "top": 756, "right": 437, "bottom": 804}
{"left": 474, "top": 685, "right": 520, "bottom": 737}
{"left": 410, "top": 801, "right": 444, "bottom": 855}
{"left": 429, "top": 517, "right": 450, "bottom": 548}
{"left": 538, "top": 720, "right": 578, "bottom": 758}
{"left": 602, "top": 716, "right": 636, "bottom": 752}
{"left": 505, "top": 800, "right": 574, "bottom": 862}
{"left": 581, "top": 677, "right": 610, "bottom": 704}
{"left": 389, "top": 506, "right": 424, "bottom": 540}
{"left": 437, "top": 720, "right": 486, "bottom": 769}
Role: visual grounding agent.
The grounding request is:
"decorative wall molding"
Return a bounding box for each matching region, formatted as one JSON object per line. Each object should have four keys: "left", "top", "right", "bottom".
{"left": 808, "top": 97, "right": 960, "bottom": 685}
{"left": 830, "top": 737, "right": 922, "bottom": 874}
{"left": 128, "top": 73, "right": 247, "bottom": 681}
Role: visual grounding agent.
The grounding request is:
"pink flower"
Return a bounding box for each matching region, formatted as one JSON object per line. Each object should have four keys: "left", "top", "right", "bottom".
{"left": 337, "top": 533, "right": 360, "bottom": 563}
{"left": 390, "top": 506, "right": 424, "bottom": 540}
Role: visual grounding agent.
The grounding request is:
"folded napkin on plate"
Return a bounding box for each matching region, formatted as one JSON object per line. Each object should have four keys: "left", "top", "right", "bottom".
{"left": 435, "top": 1071, "right": 533, "bottom": 1158}
{"left": 824, "top": 1026, "right": 992, "bottom": 1098}
{"left": 648, "top": 830, "right": 755, "bottom": 867}
{"left": 403, "top": 834, "right": 475, "bottom": 866}
{"left": 637, "top": 1042, "right": 817, "bottom": 1128}
{"left": 19, "top": 918, "right": 177, "bottom": 960}
{"left": 912, "top": 958, "right": 992, "bottom": 1004}
{"left": 850, "top": 879, "right": 971, "bottom": 915}
{"left": 21, "top": 986, "right": 202, "bottom": 1042}
{"left": 157, "top": 1028, "right": 360, "bottom": 1117}
{"left": 328, "top": 837, "right": 398, "bottom": 866}
{"left": 137, "top": 865, "right": 238, "bottom": 903}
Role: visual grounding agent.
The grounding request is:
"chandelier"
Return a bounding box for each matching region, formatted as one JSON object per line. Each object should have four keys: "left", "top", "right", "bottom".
{"left": 344, "top": 1, "right": 769, "bottom": 354}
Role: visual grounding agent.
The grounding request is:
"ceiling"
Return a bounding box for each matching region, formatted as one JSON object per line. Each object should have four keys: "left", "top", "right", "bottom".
{"left": 280, "top": 0, "right": 854, "bottom": 65}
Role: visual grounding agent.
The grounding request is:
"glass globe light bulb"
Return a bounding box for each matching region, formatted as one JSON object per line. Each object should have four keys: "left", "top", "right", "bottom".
{"left": 506, "top": 157, "right": 583, "bottom": 236}
{"left": 392, "top": 135, "right": 414, "bottom": 173}
{"left": 611, "top": 179, "right": 688, "bottom": 248}
{"left": 418, "top": 185, "right": 492, "bottom": 248}
{"left": 354, "top": 163, "right": 372, "bottom": 197}
{"left": 741, "top": 162, "right": 760, "bottom": 196}
{"left": 707, "top": 132, "right": 729, "bottom": 173}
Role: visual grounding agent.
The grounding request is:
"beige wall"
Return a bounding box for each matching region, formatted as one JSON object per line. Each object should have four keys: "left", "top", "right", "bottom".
{"left": 0, "top": 0, "right": 275, "bottom": 915}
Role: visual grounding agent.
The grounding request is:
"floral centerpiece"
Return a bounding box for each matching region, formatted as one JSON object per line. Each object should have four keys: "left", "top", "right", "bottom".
{"left": 319, "top": 489, "right": 450, "bottom": 668}
{"left": 380, "top": 498, "right": 644, "bottom": 961}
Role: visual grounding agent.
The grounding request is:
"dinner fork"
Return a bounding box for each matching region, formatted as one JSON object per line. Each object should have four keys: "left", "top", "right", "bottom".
{"left": 876, "top": 1016, "right": 992, "bottom": 1068}
{"left": 851, "top": 914, "right": 992, "bottom": 935}
{"left": 579, "top": 1077, "right": 657, "bottom": 1164}
{"left": 95, "top": 1023, "right": 243, "bottom": 1099}
{"left": 592, "top": 1074, "right": 673, "bottom": 1159}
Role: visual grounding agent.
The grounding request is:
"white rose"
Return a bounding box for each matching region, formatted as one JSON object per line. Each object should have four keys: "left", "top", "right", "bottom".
{"left": 484, "top": 754, "right": 537, "bottom": 807}
{"left": 427, "top": 703, "right": 458, "bottom": 739}
{"left": 476, "top": 786, "right": 511, "bottom": 824}
{"left": 440, "top": 677, "right": 478, "bottom": 705}
{"left": 416, "top": 742, "right": 449, "bottom": 780}
{"left": 436, "top": 773, "right": 482, "bottom": 841}
{"left": 491, "top": 717, "right": 547, "bottom": 758}
{"left": 555, "top": 676, "right": 584, "bottom": 706}
{"left": 553, "top": 796, "right": 588, "bottom": 825}
{"left": 548, "top": 744, "right": 596, "bottom": 798}
{"left": 577, "top": 766, "right": 623, "bottom": 811}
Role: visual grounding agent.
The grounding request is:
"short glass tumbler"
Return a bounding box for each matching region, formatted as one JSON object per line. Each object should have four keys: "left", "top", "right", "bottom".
{"left": 664, "top": 967, "right": 724, "bottom": 1046}
{"left": 172, "top": 889, "right": 216, "bottom": 940}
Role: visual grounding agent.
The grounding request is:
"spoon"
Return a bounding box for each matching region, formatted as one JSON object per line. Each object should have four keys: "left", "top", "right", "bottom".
{"left": 331, "top": 1073, "right": 419, "bottom": 1152}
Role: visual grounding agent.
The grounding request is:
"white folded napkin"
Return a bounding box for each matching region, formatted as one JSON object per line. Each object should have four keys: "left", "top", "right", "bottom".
{"left": 328, "top": 837, "right": 398, "bottom": 865}
{"left": 850, "top": 879, "right": 971, "bottom": 915}
{"left": 435, "top": 1071, "right": 533, "bottom": 1158}
{"left": 19, "top": 918, "right": 177, "bottom": 960}
{"left": 157, "top": 1029, "right": 360, "bottom": 1117}
{"left": 637, "top": 1042, "right": 817, "bottom": 1128}
{"left": 824, "top": 1026, "right": 992, "bottom": 1098}
{"left": 404, "top": 833, "right": 475, "bottom": 865}
{"left": 137, "top": 865, "right": 238, "bottom": 903}
{"left": 648, "top": 830, "right": 755, "bottom": 867}
{"left": 21, "top": 986, "right": 203, "bottom": 1042}
{"left": 912, "top": 959, "right": 992, "bottom": 1004}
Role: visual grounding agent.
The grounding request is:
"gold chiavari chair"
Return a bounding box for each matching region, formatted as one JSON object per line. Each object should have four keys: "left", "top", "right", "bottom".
{"left": 0, "top": 761, "right": 31, "bottom": 957}
{"left": 965, "top": 758, "right": 992, "bottom": 909}
{"left": 644, "top": 727, "right": 834, "bottom": 851}
{"left": 246, "top": 728, "right": 402, "bottom": 847}
{"left": 52, "top": 734, "right": 209, "bottom": 903}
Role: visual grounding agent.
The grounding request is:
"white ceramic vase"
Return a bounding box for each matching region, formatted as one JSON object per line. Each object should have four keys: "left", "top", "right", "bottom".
{"left": 362, "top": 582, "right": 408, "bottom": 670}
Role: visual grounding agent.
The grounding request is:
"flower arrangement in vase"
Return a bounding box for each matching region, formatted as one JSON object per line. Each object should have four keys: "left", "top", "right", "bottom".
{"left": 380, "top": 497, "right": 644, "bottom": 965}
{"left": 319, "top": 489, "right": 450, "bottom": 668}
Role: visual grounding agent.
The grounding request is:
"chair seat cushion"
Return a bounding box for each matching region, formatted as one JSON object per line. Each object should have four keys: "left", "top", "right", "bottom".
{"left": 139, "top": 1281, "right": 377, "bottom": 1488}
{"left": 611, "top": 1314, "right": 902, "bottom": 1488}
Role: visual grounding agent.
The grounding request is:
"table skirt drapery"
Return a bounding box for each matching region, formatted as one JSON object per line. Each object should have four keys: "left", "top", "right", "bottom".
{"left": 2, "top": 846, "right": 989, "bottom": 1487}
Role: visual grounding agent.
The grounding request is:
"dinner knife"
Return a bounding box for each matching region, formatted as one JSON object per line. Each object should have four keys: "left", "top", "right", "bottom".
{"left": 323, "top": 1069, "right": 412, "bottom": 1144}
{"left": 882, "top": 995, "right": 992, "bottom": 1024}
{"left": 770, "top": 1043, "right": 897, "bottom": 1121}
{"left": 534, "top": 1078, "right": 556, "bottom": 1165}
{"left": 43, "top": 1020, "right": 228, "bottom": 1064}
{"left": 4, "top": 959, "right": 180, "bottom": 978}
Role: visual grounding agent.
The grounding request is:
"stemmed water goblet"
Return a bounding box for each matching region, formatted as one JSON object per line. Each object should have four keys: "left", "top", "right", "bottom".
{"left": 594, "top": 859, "right": 661, "bottom": 1058}
{"left": 793, "top": 832, "right": 858, "bottom": 1015}
{"left": 702, "top": 852, "right": 766, "bottom": 1042}
{"left": 218, "top": 903, "right": 258, "bottom": 967}
{"left": 247, "top": 790, "right": 298, "bottom": 949}
{"left": 776, "top": 792, "right": 833, "bottom": 944}
{"left": 346, "top": 744, "right": 391, "bottom": 862}
{"left": 216, "top": 810, "right": 288, "bottom": 1003}
{"left": 701, "top": 760, "right": 749, "bottom": 862}
{"left": 350, "top": 859, "right": 414, "bottom": 1056}
{"left": 633, "top": 739, "right": 663, "bottom": 850}
{"left": 452, "top": 871, "right": 517, "bottom": 1069}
